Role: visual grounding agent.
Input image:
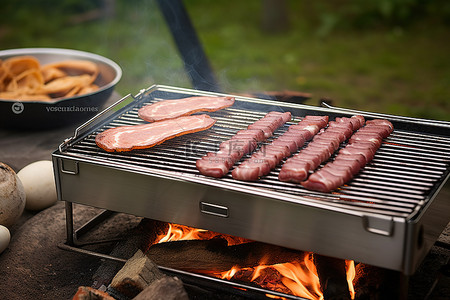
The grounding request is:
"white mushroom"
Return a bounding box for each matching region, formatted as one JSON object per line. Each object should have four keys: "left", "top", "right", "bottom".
{"left": 0, "top": 162, "right": 26, "bottom": 227}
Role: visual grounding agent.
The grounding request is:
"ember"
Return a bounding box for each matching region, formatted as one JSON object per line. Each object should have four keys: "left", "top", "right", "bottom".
{"left": 148, "top": 223, "right": 356, "bottom": 300}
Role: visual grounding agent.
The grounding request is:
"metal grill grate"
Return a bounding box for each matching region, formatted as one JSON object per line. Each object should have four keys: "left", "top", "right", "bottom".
{"left": 59, "top": 91, "right": 450, "bottom": 219}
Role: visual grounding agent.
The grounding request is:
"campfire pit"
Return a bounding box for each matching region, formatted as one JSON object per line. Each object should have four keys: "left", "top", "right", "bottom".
{"left": 64, "top": 215, "right": 448, "bottom": 300}
{"left": 141, "top": 219, "right": 353, "bottom": 299}
{"left": 0, "top": 201, "right": 448, "bottom": 299}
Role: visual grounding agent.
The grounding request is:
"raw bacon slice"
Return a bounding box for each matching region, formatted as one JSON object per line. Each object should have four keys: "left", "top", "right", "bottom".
{"left": 247, "top": 111, "right": 292, "bottom": 138}
{"left": 219, "top": 137, "right": 258, "bottom": 155}
{"left": 280, "top": 155, "right": 319, "bottom": 183}
{"left": 302, "top": 118, "right": 394, "bottom": 192}
{"left": 231, "top": 157, "right": 272, "bottom": 181}
{"left": 287, "top": 152, "right": 324, "bottom": 169}
{"left": 339, "top": 143, "right": 377, "bottom": 163}
{"left": 365, "top": 119, "right": 394, "bottom": 131}
{"left": 203, "top": 151, "right": 240, "bottom": 168}
{"left": 335, "top": 116, "right": 364, "bottom": 130}
{"left": 332, "top": 155, "right": 363, "bottom": 174}
{"left": 302, "top": 115, "right": 330, "bottom": 128}
{"left": 320, "top": 164, "right": 354, "bottom": 183}
{"left": 96, "top": 114, "right": 216, "bottom": 152}
{"left": 196, "top": 155, "right": 235, "bottom": 178}
{"left": 271, "top": 138, "right": 298, "bottom": 154}
{"left": 348, "top": 132, "right": 383, "bottom": 148}
{"left": 232, "top": 115, "right": 329, "bottom": 181}
{"left": 357, "top": 126, "right": 391, "bottom": 139}
{"left": 301, "top": 169, "right": 344, "bottom": 193}
{"left": 235, "top": 129, "right": 266, "bottom": 142}
{"left": 263, "top": 146, "right": 289, "bottom": 163}
{"left": 280, "top": 132, "right": 307, "bottom": 148}
{"left": 138, "top": 96, "right": 235, "bottom": 122}
{"left": 302, "top": 145, "right": 334, "bottom": 162}
{"left": 197, "top": 111, "right": 291, "bottom": 178}
{"left": 325, "top": 124, "right": 354, "bottom": 140}
{"left": 269, "top": 111, "right": 293, "bottom": 123}
{"left": 278, "top": 160, "right": 314, "bottom": 183}
{"left": 311, "top": 135, "right": 341, "bottom": 151}
{"left": 232, "top": 138, "right": 303, "bottom": 181}
{"left": 279, "top": 115, "right": 362, "bottom": 183}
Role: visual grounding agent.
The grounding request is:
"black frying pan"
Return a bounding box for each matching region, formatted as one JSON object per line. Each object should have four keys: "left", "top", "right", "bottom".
{"left": 0, "top": 48, "right": 122, "bottom": 130}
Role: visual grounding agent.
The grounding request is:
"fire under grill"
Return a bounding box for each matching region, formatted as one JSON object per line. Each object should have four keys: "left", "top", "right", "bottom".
{"left": 53, "top": 85, "right": 450, "bottom": 277}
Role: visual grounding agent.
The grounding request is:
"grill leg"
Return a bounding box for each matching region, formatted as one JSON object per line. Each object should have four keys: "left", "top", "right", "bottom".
{"left": 65, "top": 201, "right": 75, "bottom": 246}
{"left": 62, "top": 201, "right": 121, "bottom": 246}
{"left": 399, "top": 273, "right": 410, "bottom": 300}
{"left": 382, "top": 270, "right": 409, "bottom": 300}
{"left": 59, "top": 201, "right": 127, "bottom": 262}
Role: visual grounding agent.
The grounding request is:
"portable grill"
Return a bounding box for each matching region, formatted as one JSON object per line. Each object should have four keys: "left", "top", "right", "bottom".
{"left": 52, "top": 85, "right": 450, "bottom": 276}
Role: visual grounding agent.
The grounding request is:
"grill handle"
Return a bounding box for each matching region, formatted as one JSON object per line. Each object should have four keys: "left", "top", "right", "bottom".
{"left": 362, "top": 215, "right": 395, "bottom": 237}
{"left": 200, "top": 202, "right": 229, "bottom": 218}
{"left": 58, "top": 93, "right": 135, "bottom": 152}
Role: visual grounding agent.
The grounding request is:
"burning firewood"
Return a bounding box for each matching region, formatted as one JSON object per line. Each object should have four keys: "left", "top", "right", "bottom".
{"left": 145, "top": 237, "right": 306, "bottom": 272}
{"left": 72, "top": 286, "right": 115, "bottom": 300}
{"left": 313, "top": 254, "right": 351, "bottom": 300}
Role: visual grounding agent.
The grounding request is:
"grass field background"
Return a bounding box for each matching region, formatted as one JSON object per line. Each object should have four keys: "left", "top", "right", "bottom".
{"left": 1, "top": 0, "right": 449, "bottom": 121}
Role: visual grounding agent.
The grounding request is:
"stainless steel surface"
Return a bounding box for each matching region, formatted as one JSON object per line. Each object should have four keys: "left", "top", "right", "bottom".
{"left": 52, "top": 85, "right": 450, "bottom": 275}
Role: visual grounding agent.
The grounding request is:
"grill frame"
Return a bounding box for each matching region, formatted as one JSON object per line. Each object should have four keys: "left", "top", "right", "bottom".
{"left": 52, "top": 85, "right": 450, "bottom": 275}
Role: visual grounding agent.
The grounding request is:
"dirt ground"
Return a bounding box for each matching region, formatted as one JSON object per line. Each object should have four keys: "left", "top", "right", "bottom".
{"left": 0, "top": 202, "right": 142, "bottom": 299}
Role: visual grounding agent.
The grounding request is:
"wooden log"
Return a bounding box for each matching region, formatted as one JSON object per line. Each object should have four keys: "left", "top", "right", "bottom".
{"left": 313, "top": 254, "right": 351, "bottom": 300}
{"left": 110, "top": 249, "right": 166, "bottom": 298}
{"left": 72, "top": 286, "right": 115, "bottom": 300}
{"left": 133, "top": 277, "right": 188, "bottom": 300}
{"left": 146, "top": 237, "right": 305, "bottom": 272}
{"left": 92, "top": 218, "right": 153, "bottom": 289}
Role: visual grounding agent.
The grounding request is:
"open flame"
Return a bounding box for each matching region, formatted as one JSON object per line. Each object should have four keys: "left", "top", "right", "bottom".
{"left": 151, "top": 223, "right": 355, "bottom": 300}
{"left": 156, "top": 223, "right": 251, "bottom": 245}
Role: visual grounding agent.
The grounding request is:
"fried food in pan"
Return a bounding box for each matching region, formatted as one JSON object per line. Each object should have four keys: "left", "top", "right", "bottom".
{"left": 0, "top": 55, "right": 100, "bottom": 101}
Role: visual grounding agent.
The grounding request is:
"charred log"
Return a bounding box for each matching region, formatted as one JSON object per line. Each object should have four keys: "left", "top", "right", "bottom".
{"left": 314, "top": 254, "right": 351, "bottom": 300}
{"left": 72, "top": 286, "right": 115, "bottom": 300}
{"left": 145, "top": 237, "right": 306, "bottom": 272}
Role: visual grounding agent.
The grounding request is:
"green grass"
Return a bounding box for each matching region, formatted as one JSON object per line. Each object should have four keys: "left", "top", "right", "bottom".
{"left": 1, "top": 0, "right": 449, "bottom": 121}
{"left": 186, "top": 1, "right": 450, "bottom": 121}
